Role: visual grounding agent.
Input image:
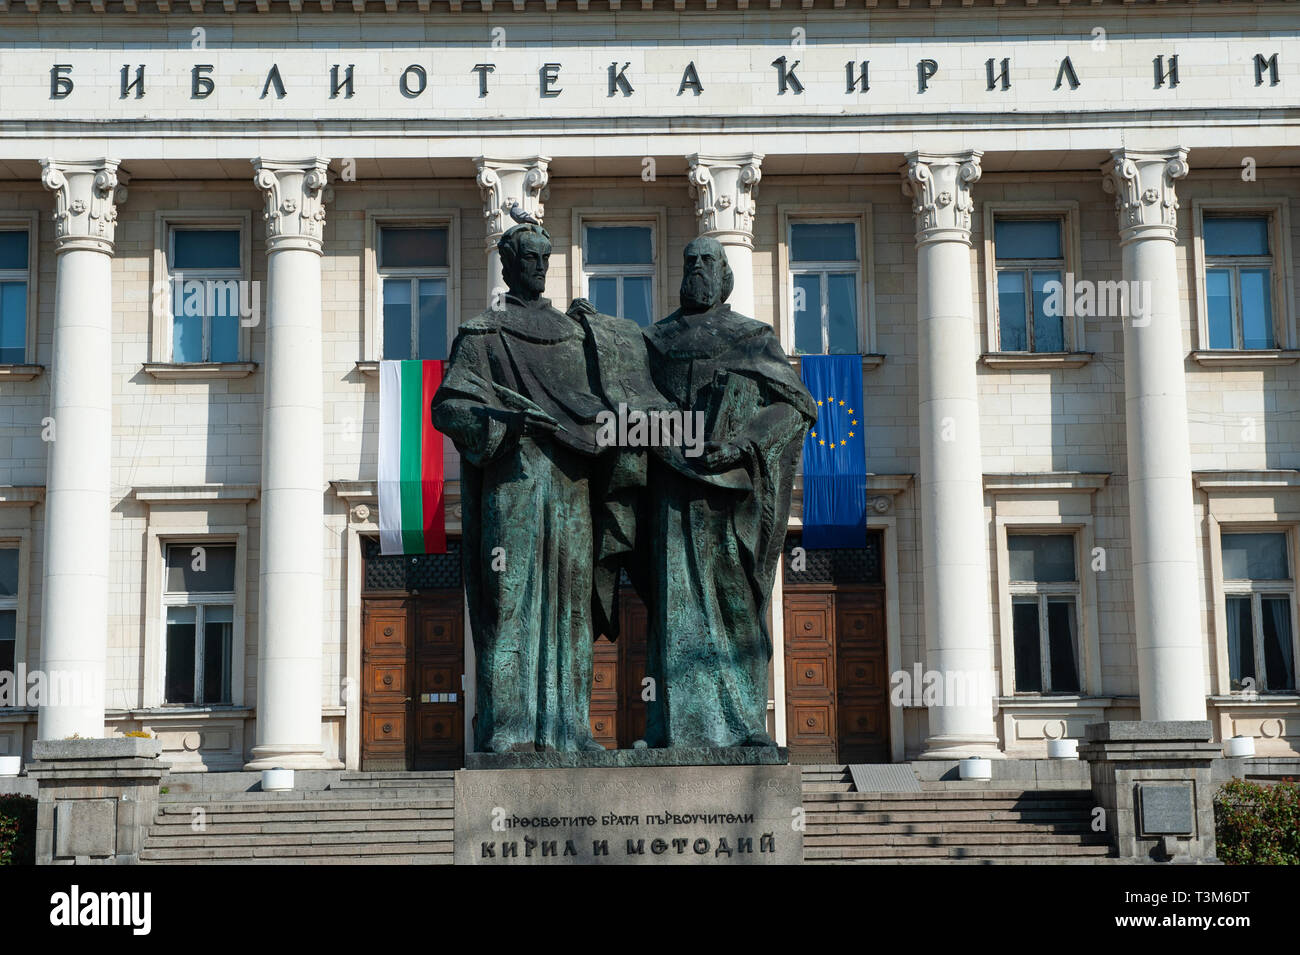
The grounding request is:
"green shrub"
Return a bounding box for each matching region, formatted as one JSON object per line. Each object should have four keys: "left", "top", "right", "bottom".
{"left": 0, "top": 795, "right": 36, "bottom": 866}
{"left": 1215, "top": 777, "right": 1300, "bottom": 865}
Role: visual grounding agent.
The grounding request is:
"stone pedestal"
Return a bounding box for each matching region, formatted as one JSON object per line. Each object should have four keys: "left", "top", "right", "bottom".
{"left": 1079, "top": 721, "right": 1220, "bottom": 863}
{"left": 27, "top": 738, "right": 165, "bottom": 865}
{"left": 455, "top": 764, "right": 803, "bottom": 865}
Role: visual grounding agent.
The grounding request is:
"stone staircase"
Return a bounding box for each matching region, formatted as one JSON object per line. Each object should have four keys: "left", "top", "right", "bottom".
{"left": 801, "top": 765, "right": 1116, "bottom": 864}
{"left": 139, "top": 772, "right": 454, "bottom": 865}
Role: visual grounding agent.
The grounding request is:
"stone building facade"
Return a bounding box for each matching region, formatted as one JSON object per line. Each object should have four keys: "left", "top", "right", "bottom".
{"left": 0, "top": 2, "right": 1297, "bottom": 772}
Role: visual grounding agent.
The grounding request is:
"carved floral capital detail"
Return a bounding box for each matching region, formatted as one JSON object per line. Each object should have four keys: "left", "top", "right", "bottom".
{"left": 900, "top": 150, "right": 982, "bottom": 244}
{"left": 475, "top": 156, "right": 550, "bottom": 244}
{"left": 251, "top": 158, "right": 333, "bottom": 253}
{"left": 687, "top": 153, "right": 763, "bottom": 243}
{"left": 1100, "top": 147, "right": 1190, "bottom": 241}
{"left": 41, "top": 158, "right": 128, "bottom": 254}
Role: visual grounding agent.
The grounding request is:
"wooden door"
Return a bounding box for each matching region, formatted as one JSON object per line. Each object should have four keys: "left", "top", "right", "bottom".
{"left": 362, "top": 598, "right": 411, "bottom": 771}
{"left": 411, "top": 594, "right": 465, "bottom": 769}
{"left": 589, "top": 588, "right": 649, "bottom": 750}
{"left": 784, "top": 592, "right": 838, "bottom": 763}
{"left": 835, "top": 591, "right": 889, "bottom": 763}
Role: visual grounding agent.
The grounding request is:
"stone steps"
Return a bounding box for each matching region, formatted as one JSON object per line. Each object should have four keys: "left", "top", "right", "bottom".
{"left": 141, "top": 787, "right": 455, "bottom": 865}
{"left": 800, "top": 772, "right": 1112, "bottom": 864}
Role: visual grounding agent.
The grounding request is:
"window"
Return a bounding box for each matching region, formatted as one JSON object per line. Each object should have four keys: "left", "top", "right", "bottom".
{"left": 788, "top": 221, "right": 860, "bottom": 355}
{"left": 162, "top": 543, "right": 236, "bottom": 705}
{"left": 169, "top": 228, "right": 242, "bottom": 363}
{"left": 1008, "top": 534, "right": 1081, "bottom": 694}
{"left": 379, "top": 226, "right": 450, "bottom": 360}
{"left": 1204, "top": 216, "right": 1275, "bottom": 350}
{"left": 582, "top": 224, "right": 654, "bottom": 328}
{"left": 993, "top": 218, "right": 1065, "bottom": 353}
{"left": 1221, "top": 532, "right": 1296, "bottom": 693}
{"left": 0, "top": 547, "right": 16, "bottom": 676}
{"left": 0, "top": 230, "right": 29, "bottom": 364}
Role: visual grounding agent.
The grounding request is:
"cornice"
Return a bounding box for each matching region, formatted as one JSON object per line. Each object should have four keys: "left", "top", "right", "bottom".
{"left": 1, "top": 0, "right": 1289, "bottom": 12}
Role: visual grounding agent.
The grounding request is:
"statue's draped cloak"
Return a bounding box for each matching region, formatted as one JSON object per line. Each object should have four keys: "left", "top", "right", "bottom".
{"left": 431, "top": 295, "right": 658, "bottom": 752}
{"left": 640, "top": 305, "right": 817, "bottom": 748}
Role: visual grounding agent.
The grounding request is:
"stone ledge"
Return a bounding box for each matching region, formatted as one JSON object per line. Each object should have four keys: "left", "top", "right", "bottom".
{"left": 980, "top": 351, "right": 1093, "bottom": 370}
{"left": 1084, "top": 720, "right": 1213, "bottom": 743}
{"left": 32, "top": 737, "right": 162, "bottom": 761}
{"left": 0, "top": 364, "right": 44, "bottom": 381}
{"left": 141, "top": 361, "right": 258, "bottom": 381}
{"left": 1188, "top": 349, "right": 1300, "bottom": 369}
{"left": 466, "top": 746, "right": 789, "bottom": 770}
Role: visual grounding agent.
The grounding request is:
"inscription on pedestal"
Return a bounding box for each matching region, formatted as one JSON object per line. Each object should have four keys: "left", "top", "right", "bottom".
{"left": 1138, "top": 783, "right": 1195, "bottom": 836}
{"left": 454, "top": 765, "right": 804, "bottom": 865}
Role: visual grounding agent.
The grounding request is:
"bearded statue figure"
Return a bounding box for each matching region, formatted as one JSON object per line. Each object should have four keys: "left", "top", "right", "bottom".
{"left": 637, "top": 236, "right": 817, "bottom": 749}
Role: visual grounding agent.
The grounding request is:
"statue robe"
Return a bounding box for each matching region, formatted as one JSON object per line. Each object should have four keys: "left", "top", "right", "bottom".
{"left": 640, "top": 304, "right": 817, "bottom": 748}
{"left": 431, "top": 294, "right": 658, "bottom": 753}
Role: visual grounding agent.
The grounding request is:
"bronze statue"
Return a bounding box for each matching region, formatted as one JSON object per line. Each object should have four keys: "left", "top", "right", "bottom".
{"left": 636, "top": 236, "right": 817, "bottom": 748}
{"left": 431, "top": 224, "right": 657, "bottom": 753}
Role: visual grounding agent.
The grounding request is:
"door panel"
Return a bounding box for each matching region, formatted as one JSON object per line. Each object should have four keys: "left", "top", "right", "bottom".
{"left": 836, "top": 591, "right": 888, "bottom": 763}
{"left": 362, "top": 604, "right": 410, "bottom": 771}
{"left": 412, "top": 596, "right": 465, "bottom": 770}
{"left": 783, "top": 593, "right": 837, "bottom": 763}
{"left": 783, "top": 587, "right": 889, "bottom": 764}
{"left": 588, "top": 589, "right": 649, "bottom": 750}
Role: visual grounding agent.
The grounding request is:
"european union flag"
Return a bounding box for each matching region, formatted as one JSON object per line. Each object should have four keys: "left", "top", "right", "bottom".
{"left": 799, "top": 355, "right": 866, "bottom": 549}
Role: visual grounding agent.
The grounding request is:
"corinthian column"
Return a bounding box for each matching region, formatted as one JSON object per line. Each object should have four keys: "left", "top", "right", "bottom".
{"left": 247, "top": 157, "right": 339, "bottom": 769}
{"left": 686, "top": 153, "right": 763, "bottom": 319}
{"left": 474, "top": 156, "right": 550, "bottom": 306}
{"left": 901, "top": 150, "right": 1000, "bottom": 759}
{"left": 36, "top": 159, "right": 126, "bottom": 740}
{"left": 1101, "top": 147, "right": 1206, "bottom": 722}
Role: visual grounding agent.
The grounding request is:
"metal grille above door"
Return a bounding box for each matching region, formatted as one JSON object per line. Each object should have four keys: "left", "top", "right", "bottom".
{"left": 784, "top": 531, "right": 882, "bottom": 586}
{"left": 362, "top": 536, "right": 462, "bottom": 592}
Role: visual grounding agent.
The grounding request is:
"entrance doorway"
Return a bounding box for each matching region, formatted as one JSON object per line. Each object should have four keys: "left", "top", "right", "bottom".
{"left": 590, "top": 587, "right": 649, "bottom": 749}
{"left": 360, "top": 538, "right": 465, "bottom": 770}
{"left": 783, "top": 532, "right": 890, "bottom": 764}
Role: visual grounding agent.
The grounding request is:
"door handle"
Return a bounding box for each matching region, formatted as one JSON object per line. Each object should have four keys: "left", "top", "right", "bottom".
{"left": 402, "top": 697, "right": 412, "bottom": 703}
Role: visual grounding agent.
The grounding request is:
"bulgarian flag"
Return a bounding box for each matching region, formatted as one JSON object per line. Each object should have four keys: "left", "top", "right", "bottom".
{"left": 378, "top": 360, "right": 447, "bottom": 555}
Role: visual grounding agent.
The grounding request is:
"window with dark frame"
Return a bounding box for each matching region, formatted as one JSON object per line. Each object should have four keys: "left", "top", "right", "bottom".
{"left": 169, "top": 227, "right": 242, "bottom": 363}
{"left": 1008, "top": 533, "right": 1081, "bottom": 694}
{"left": 1204, "top": 215, "right": 1275, "bottom": 350}
{"left": 0, "top": 230, "right": 30, "bottom": 364}
{"left": 993, "top": 218, "right": 1066, "bottom": 353}
{"left": 163, "top": 543, "right": 236, "bottom": 706}
{"left": 583, "top": 224, "right": 655, "bottom": 328}
{"left": 1222, "top": 531, "right": 1296, "bottom": 694}
{"left": 789, "top": 221, "right": 860, "bottom": 356}
{"left": 379, "top": 225, "right": 450, "bottom": 360}
{"left": 0, "top": 547, "right": 16, "bottom": 677}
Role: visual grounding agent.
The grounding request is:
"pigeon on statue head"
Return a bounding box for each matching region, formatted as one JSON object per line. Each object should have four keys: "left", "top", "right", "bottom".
{"left": 507, "top": 201, "right": 541, "bottom": 225}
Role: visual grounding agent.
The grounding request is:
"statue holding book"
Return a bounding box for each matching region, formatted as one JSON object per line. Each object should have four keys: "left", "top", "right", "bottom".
{"left": 636, "top": 236, "right": 817, "bottom": 749}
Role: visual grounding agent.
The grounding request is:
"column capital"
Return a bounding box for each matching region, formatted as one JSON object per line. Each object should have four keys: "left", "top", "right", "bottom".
{"left": 1100, "top": 147, "right": 1190, "bottom": 244}
{"left": 900, "top": 150, "right": 982, "bottom": 246}
{"left": 475, "top": 156, "right": 550, "bottom": 250}
{"left": 40, "top": 158, "right": 128, "bottom": 255}
{"left": 686, "top": 152, "right": 763, "bottom": 249}
{"left": 252, "top": 157, "right": 333, "bottom": 254}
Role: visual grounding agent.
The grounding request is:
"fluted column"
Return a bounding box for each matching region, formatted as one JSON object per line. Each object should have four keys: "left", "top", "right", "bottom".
{"left": 36, "top": 158, "right": 126, "bottom": 740}
{"left": 686, "top": 153, "right": 763, "bottom": 319}
{"left": 1101, "top": 147, "right": 1206, "bottom": 722}
{"left": 901, "top": 150, "right": 1001, "bottom": 759}
{"left": 474, "top": 156, "right": 550, "bottom": 305}
{"left": 247, "top": 157, "right": 338, "bottom": 769}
